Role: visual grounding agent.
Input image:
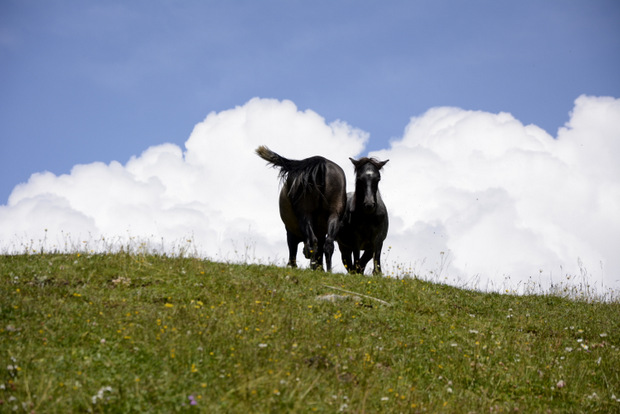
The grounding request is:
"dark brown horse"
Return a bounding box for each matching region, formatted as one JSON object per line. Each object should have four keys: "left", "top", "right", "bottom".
{"left": 256, "top": 146, "right": 346, "bottom": 271}
{"left": 337, "top": 157, "right": 389, "bottom": 274}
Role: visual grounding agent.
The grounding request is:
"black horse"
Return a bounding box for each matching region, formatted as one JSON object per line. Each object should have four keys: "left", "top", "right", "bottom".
{"left": 256, "top": 146, "right": 346, "bottom": 271}
{"left": 338, "top": 157, "right": 389, "bottom": 275}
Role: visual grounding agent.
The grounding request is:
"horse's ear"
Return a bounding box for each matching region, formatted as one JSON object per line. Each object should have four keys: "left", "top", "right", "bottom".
{"left": 349, "top": 157, "right": 360, "bottom": 167}
{"left": 378, "top": 159, "right": 389, "bottom": 169}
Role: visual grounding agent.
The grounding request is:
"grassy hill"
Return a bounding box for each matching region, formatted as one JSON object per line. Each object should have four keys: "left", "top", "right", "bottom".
{"left": 1, "top": 253, "right": 619, "bottom": 413}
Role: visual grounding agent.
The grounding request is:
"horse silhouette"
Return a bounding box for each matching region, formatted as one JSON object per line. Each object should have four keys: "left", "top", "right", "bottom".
{"left": 338, "top": 157, "right": 389, "bottom": 274}
{"left": 256, "top": 146, "right": 346, "bottom": 271}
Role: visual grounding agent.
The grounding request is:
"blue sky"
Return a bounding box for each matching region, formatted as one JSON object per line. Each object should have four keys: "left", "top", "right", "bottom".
{"left": 1, "top": 0, "right": 619, "bottom": 202}
{"left": 1, "top": 1, "right": 619, "bottom": 292}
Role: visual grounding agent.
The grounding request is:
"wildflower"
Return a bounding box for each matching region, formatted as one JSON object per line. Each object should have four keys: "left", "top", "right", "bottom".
{"left": 565, "top": 347, "right": 573, "bottom": 352}
{"left": 188, "top": 395, "right": 198, "bottom": 406}
{"left": 91, "top": 386, "right": 113, "bottom": 404}
{"left": 164, "top": 303, "right": 174, "bottom": 308}
{"left": 381, "top": 397, "right": 389, "bottom": 401}
{"left": 556, "top": 380, "right": 566, "bottom": 389}
{"left": 600, "top": 333, "right": 608, "bottom": 338}
{"left": 258, "top": 343, "right": 268, "bottom": 348}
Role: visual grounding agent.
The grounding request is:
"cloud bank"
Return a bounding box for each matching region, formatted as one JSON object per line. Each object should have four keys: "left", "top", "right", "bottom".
{"left": 1, "top": 96, "right": 618, "bottom": 293}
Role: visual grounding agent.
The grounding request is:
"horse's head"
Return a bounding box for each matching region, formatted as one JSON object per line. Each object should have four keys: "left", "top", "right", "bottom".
{"left": 350, "top": 157, "right": 388, "bottom": 213}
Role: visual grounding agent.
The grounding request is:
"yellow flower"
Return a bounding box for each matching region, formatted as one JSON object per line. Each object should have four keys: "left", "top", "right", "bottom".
{"left": 164, "top": 303, "right": 174, "bottom": 308}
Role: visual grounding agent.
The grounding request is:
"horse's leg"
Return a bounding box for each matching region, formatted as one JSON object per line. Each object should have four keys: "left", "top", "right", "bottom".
{"left": 286, "top": 231, "right": 300, "bottom": 268}
{"left": 300, "top": 218, "right": 316, "bottom": 259}
{"left": 313, "top": 237, "right": 325, "bottom": 271}
{"left": 352, "top": 249, "right": 362, "bottom": 273}
{"left": 300, "top": 218, "right": 320, "bottom": 269}
{"left": 340, "top": 247, "right": 354, "bottom": 273}
{"left": 358, "top": 249, "right": 374, "bottom": 274}
{"left": 372, "top": 241, "right": 384, "bottom": 275}
{"left": 323, "top": 213, "right": 340, "bottom": 272}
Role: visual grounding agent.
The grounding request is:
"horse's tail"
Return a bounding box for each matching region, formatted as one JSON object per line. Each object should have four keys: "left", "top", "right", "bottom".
{"left": 256, "top": 145, "right": 327, "bottom": 199}
{"left": 255, "top": 146, "right": 296, "bottom": 173}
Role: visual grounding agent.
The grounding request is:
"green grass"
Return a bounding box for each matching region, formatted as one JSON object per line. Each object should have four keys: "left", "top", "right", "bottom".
{"left": 1, "top": 253, "right": 619, "bottom": 413}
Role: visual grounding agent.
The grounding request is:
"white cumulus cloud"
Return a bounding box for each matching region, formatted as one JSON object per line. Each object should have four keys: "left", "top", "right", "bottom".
{"left": 1, "top": 96, "right": 618, "bottom": 294}
{"left": 371, "top": 95, "right": 620, "bottom": 292}
{"left": 1, "top": 98, "right": 367, "bottom": 264}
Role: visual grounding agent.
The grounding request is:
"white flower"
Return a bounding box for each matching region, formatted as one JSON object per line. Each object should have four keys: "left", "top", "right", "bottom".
{"left": 258, "top": 343, "right": 268, "bottom": 348}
